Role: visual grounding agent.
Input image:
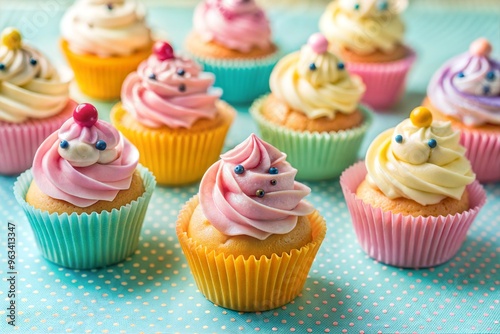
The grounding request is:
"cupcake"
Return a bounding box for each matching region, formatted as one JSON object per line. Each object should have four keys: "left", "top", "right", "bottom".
{"left": 185, "top": 0, "right": 280, "bottom": 104}
{"left": 60, "top": 0, "right": 153, "bottom": 100}
{"left": 424, "top": 38, "right": 500, "bottom": 182}
{"left": 319, "top": 0, "right": 416, "bottom": 110}
{"left": 250, "top": 33, "right": 372, "bottom": 181}
{"left": 340, "top": 106, "right": 486, "bottom": 268}
{"left": 111, "top": 41, "right": 236, "bottom": 186}
{"left": 13, "top": 103, "right": 156, "bottom": 269}
{"left": 0, "top": 27, "right": 77, "bottom": 175}
{"left": 176, "top": 134, "right": 327, "bottom": 311}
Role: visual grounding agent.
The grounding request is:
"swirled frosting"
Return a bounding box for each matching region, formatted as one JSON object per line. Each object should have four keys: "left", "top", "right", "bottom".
{"left": 199, "top": 134, "right": 314, "bottom": 240}
{"left": 0, "top": 27, "right": 70, "bottom": 123}
{"left": 121, "top": 41, "right": 221, "bottom": 129}
{"left": 270, "top": 33, "right": 365, "bottom": 119}
{"left": 427, "top": 38, "right": 500, "bottom": 126}
{"left": 319, "top": 0, "right": 406, "bottom": 55}
{"left": 32, "top": 103, "right": 139, "bottom": 207}
{"left": 365, "top": 107, "right": 475, "bottom": 206}
{"left": 60, "top": 0, "right": 152, "bottom": 57}
{"left": 193, "top": 0, "right": 273, "bottom": 53}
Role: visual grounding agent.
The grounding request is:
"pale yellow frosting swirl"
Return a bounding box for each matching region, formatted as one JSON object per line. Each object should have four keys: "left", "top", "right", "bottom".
{"left": 365, "top": 116, "right": 475, "bottom": 205}
{"left": 319, "top": 0, "right": 405, "bottom": 55}
{"left": 270, "top": 35, "right": 365, "bottom": 119}
{"left": 0, "top": 30, "right": 70, "bottom": 123}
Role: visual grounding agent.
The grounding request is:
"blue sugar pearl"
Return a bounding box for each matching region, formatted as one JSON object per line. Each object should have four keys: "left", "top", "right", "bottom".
{"left": 395, "top": 134, "right": 403, "bottom": 144}
{"left": 148, "top": 73, "right": 156, "bottom": 80}
{"left": 483, "top": 85, "right": 491, "bottom": 95}
{"left": 428, "top": 139, "right": 437, "bottom": 148}
{"left": 378, "top": 1, "right": 388, "bottom": 10}
{"left": 256, "top": 189, "right": 265, "bottom": 198}
{"left": 354, "top": 3, "right": 360, "bottom": 10}
{"left": 337, "top": 62, "right": 345, "bottom": 70}
{"left": 234, "top": 165, "right": 245, "bottom": 174}
{"left": 486, "top": 71, "right": 495, "bottom": 81}
{"left": 60, "top": 140, "right": 69, "bottom": 149}
{"left": 457, "top": 72, "right": 465, "bottom": 78}
{"left": 309, "top": 63, "right": 317, "bottom": 71}
{"left": 95, "top": 140, "right": 107, "bottom": 151}
{"left": 269, "top": 167, "right": 278, "bottom": 174}
{"left": 30, "top": 58, "right": 37, "bottom": 66}
{"left": 177, "top": 68, "right": 185, "bottom": 76}
{"left": 0, "top": 63, "right": 5, "bottom": 70}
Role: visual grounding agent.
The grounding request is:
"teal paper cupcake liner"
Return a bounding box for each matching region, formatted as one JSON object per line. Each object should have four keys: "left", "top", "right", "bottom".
{"left": 191, "top": 52, "right": 281, "bottom": 105}
{"left": 13, "top": 165, "right": 156, "bottom": 269}
{"left": 250, "top": 96, "right": 373, "bottom": 181}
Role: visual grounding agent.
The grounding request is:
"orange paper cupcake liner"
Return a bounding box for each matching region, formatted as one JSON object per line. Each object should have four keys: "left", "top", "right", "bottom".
{"left": 60, "top": 39, "right": 151, "bottom": 100}
{"left": 111, "top": 101, "right": 235, "bottom": 186}
{"left": 176, "top": 195, "right": 327, "bottom": 312}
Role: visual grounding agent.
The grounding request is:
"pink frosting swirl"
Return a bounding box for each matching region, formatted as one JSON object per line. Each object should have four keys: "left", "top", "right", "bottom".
{"left": 32, "top": 103, "right": 139, "bottom": 208}
{"left": 193, "top": 0, "right": 273, "bottom": 53}
{"left": 199, "top": 134, "right": 314, "bottom": 240}
{"left": 121, "top": 42, "right": 221, "bottom": 128}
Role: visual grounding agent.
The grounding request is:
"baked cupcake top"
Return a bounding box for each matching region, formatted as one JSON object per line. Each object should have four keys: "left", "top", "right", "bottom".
{"left": 32, "top": 103, "right": 139, "bottom": 207}
{"left": 270, "top": 33, "right": 365, "bottom": 119}
{"left": 121, "top": 41, "right": 221, "bottom": 129}
{"left": 193, "top": 0, "right": 273, "bottom": 53}
{"left": 365, "top": 107, "right": 475, "bottom": 205}
{"left": 427, "top": 38, "right": 500, "bottom": 127}
{"left": 0, "top": 27, "right": 70, "bottom": 123}
{"left": 60, "top": 0, "right": 152, "bottom": 57}
{"left": 199, "top": 134, "right": 314, "bottom": 240}
{"left": 319, "top": 0, "right": 406, "bottom": 56}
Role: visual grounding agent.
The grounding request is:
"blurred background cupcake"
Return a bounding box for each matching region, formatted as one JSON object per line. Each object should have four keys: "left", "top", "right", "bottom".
{"left": 319, "top": 0, "right": 416, "bottom": 110}
{"left": 424, "top": 38, "right": 500, "bottom": 183}
{"left": 111, "top": 41, "right": 236, "bottom": 186}
{"left": 185, "top": 0, "right": 281, "bottom": 104}
{"left": 250, "top": 33, "right": 372, "bottom": 181}
{"left": 340, "top": 107, "right": 486, "bottom": 268}
{"left": 13, "top": 103, "right": 156, "bottom": 269}
{"left": 0, "top": 27, "right": 77, "bottom": 175}
{"left": 176, "top": 134, "right": 326, "bottom": 311}
{"left": 60, "top": 0, "right": 153, "bottom": 100}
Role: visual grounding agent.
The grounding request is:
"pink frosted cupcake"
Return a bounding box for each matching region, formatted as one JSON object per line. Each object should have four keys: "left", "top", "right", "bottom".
{"left": 424, "top": 38, "right": 500, "bottom": 182}
{"left": 0, "top": 27, "right": 77, "bottom": 175}
{"left": 340, "top": 107, "right": 486, "bottom": 268}
{"left": 319, "top": 0, "right": 416, "bottom": 110}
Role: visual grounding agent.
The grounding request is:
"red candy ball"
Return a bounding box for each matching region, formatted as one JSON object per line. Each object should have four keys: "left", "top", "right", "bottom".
{"left": 73, "top": 103, "right": 98, "bottom": 128}
{"left": 153, "top": 41, "right": 175, "bottom": 61}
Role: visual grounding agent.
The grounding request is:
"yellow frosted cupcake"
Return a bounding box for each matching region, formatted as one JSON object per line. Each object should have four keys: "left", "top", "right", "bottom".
{"left": 111, "top": 42, "right": 236, "bottom": 185}
{"left": 176, "top": 134, "right": 327, "bottom": 311}
{"left": 60, "top": 0, "right": 153, "bottom": 100}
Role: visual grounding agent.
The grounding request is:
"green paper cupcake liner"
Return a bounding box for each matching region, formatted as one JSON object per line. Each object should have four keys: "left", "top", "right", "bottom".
{"left": 13, "top": 165, "right": 156, "bottom": 269}
{"left": 249, "top": 96, "right": 373, "bottom": 181}
{"left": 191, "top": 52, "right": 281, "bottom": 105}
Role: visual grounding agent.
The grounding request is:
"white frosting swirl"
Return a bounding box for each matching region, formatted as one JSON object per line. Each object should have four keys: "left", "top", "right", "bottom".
{"left": 60, "top": 0, "right": 152, "bottom": 57}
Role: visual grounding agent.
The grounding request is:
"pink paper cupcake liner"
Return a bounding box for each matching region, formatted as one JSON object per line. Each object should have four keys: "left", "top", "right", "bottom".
{"left": 346, "top": 49, "right": 416, "bottom": 111}
{"left": 0, "top": 101, "right": 76, "bottom": 175}
{"left": 460, "top": 129, "right": 500, "bottom": 183}
{"left": 340, "top": 162, "right": 486, "bottom": 268}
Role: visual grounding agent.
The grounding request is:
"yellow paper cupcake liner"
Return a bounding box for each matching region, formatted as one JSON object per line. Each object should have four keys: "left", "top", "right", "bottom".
{"left": 176, "top": 195, "right": 327, "bottom": 312}
{"left": 111, "top": 101, "right": 235, "bottom": 186}
{"left": 60, "top": 39, "right": 151, "bottom": 100}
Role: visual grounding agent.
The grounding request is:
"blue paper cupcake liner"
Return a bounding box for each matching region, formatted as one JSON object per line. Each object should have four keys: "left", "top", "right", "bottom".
{"left": 250, "top": 96, "right": 373, "bottom": 181}
{"left": 191, "top": 51, "right": 281, "bottom": 105}
{"left": 13, "top": 165, "right": 156, "bottom": 269}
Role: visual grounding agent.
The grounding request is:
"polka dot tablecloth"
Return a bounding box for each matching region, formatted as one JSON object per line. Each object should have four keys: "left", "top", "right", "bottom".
{"left": 1, "top": 3, "right": 499, "bottom": 333}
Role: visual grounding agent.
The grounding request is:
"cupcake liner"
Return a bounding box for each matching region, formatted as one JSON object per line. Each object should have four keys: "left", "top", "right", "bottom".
{"left": 346, "top": 48, "right": 417, "bottom": 111}
{"left": 340, "top": 162, "right": 486, "bottom": 268}
{"left": 0, "top": 101, "right": 75, "bottom": 175}
{"left": 190, "top": 51, "right": 281, "bottom": 105}
{"left": 60, "top": 39, "right": 151, "bottom": 101}
{"left": 249, "top": 96, "right": 373, "bottom": 181}
{"left": 13, "top": 165, "right": 156, "bottom": 269}
{"left": 176, "top": 195, "right": 327, "bottom": 312}
{"left": 111, "top": 101, "right": 235, "bottom": 186}
{"left": 459, "top": 128, "right": 500, "bottom": 183}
